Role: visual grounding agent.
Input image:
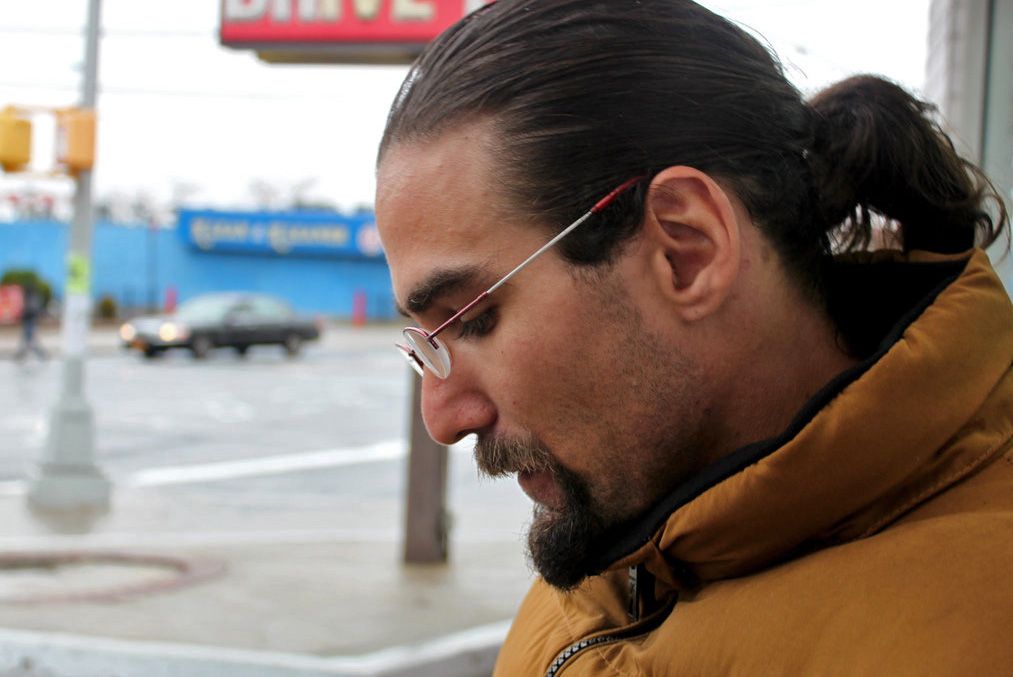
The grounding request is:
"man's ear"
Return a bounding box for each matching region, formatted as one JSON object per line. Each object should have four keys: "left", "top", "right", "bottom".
{"left": 642, "top": 166, "right": 742, "bottom": 322}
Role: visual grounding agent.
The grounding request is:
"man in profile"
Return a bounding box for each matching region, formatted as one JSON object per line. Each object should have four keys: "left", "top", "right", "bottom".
{"left": 376, "top": 1, "right": 1012, "bottom": 673}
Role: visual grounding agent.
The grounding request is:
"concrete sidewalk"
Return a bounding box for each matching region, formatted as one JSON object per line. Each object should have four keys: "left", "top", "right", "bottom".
{"left": 0, "top": 486, "right": 529, "bottom": 676}
{"left": 0, "top": 323, "right": 533, "bottom": 677}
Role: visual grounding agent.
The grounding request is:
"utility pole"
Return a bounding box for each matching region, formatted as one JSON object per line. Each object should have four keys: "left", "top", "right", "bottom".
{"left": 27, "top": 0, "right": 111, "bottom": 516}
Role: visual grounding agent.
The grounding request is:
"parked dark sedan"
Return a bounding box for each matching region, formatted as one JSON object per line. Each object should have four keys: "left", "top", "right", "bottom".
{"left": 119, "top": 292, "right": 321, "bottom": 359}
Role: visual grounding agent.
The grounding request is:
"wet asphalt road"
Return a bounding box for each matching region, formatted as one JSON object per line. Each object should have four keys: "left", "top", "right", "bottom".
{"left": 0, "top": 325, "right": 533, "bottom": 541}
{"left": 2, "top": 326, "right": 409, "bottom": 480}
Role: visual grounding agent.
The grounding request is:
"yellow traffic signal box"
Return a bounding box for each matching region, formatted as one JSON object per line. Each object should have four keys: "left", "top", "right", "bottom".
{"left": 57, "top": 108, "right": 96, "bottom": 174}
{"left": 0, "top": 107, "right": 32, "bottom": 172}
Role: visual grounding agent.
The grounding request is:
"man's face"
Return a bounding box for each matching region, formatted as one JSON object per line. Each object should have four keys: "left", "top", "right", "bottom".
{"left": 376, "top": 125, "right": 710, "bottom": 588}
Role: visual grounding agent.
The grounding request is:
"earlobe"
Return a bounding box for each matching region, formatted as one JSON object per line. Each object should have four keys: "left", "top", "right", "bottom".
{"left": 644, "top": 167, "right": 742, "bottom": 321}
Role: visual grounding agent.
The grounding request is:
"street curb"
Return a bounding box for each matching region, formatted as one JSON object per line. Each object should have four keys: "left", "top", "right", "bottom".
{"left": 0, "top": 621, "right": 509, "bottom": 677}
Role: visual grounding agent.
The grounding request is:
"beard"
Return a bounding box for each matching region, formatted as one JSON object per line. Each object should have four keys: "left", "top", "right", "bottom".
{"left": 475, "top": 432, "right": 612, "bottom": 590}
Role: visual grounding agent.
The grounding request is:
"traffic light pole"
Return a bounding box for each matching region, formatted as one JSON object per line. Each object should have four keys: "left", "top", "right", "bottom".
{"left": 27, "top": 0, "right": 111, "bottom": 516}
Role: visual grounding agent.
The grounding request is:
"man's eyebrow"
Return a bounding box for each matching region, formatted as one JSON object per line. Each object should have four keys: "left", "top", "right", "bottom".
{"left": 396, "top": 266, "right": 484, "bottom": 317}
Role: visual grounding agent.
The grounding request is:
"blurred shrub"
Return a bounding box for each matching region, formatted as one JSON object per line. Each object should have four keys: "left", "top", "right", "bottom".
{"left": 96, "top": 294, "right": 118, "bottom": 320}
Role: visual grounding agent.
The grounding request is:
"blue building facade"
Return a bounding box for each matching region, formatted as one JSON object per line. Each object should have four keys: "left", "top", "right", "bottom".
{"left": 0, "top": 210, "right": 396, "bottom": 319}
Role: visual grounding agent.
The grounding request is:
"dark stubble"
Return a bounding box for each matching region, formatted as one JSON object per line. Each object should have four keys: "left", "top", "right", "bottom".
{"left": 474, "top": 432, "right": 609, "bottom": 590}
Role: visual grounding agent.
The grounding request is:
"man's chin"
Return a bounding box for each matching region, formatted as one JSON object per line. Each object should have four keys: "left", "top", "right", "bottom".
{"left": 527, "top": 504, "right": 608, "bottom": 591}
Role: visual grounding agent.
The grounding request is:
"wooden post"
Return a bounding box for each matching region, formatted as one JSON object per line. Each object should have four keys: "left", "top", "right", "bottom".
{"left": 403, "top": 375, "right": 449, "bottom": 563}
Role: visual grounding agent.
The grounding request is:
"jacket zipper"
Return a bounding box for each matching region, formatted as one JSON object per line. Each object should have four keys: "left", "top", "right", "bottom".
{"left": 545, "top": 633, "right": 627, "bottom": 677}
{"left": 543, "top": 613, "right": 676, "bottom": 677}
{"left": 544, "top": 591, "right": 676, "bottom": 677}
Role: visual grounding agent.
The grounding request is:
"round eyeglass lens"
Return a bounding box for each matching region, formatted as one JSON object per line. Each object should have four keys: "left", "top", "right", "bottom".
{"left": 402, "top": 327, "right": 452, "bottom": 379}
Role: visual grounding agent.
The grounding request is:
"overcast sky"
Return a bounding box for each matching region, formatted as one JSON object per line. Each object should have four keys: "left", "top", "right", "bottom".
{"left": 0, "top": 0, "right": 930, "bottom": 213}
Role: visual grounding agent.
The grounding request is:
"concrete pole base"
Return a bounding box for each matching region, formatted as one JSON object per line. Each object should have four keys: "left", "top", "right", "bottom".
{"left": 26, "top": 467, "right": 112, "bottom": 515}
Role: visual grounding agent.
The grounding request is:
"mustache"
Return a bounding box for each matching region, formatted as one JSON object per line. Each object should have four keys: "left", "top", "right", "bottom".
{"left": 474, "top": 432, "right": 554, "bottom": 477}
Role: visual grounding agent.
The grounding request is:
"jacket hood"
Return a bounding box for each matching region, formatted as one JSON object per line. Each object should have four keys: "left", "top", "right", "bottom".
{"left": 601, "top": 249, "right": 1013, "bottom": 589}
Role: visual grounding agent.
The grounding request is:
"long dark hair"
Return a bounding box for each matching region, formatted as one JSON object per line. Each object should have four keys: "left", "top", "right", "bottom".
{"left": 380, "top": 0, "right": 1008, "bottom": 304}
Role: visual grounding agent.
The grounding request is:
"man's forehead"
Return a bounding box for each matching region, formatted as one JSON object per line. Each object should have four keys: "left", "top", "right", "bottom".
{"left": 377, "top": 123, "right": 501, "bottom": 204}
{"left": 376, "top": 124, "right": 529, "bottom": 307}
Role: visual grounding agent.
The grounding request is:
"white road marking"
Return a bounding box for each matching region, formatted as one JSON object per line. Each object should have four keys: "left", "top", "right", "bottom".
{"left": 0, "top": 480, "right": 23, "bottom": 496}
{"left": 127, "top": 439, "right": 406, "bottom": 487}
{"left": 0, "top": 439, "right": 475, "bottom": 493}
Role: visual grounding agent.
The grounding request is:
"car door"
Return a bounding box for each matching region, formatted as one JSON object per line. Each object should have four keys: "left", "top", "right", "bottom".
{"left": 247, "top": 297, "right": 294, "bottom": 344}
{"left": 224, "top": 300, "right": 262, "bottom": 346}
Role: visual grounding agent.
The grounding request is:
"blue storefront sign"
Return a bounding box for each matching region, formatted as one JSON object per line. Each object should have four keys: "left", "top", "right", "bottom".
{"left": 177, "top": 209, "right": 384, "bottom": 259}
{"left": 1, "top": 217, "right": 396, "bottom": 319}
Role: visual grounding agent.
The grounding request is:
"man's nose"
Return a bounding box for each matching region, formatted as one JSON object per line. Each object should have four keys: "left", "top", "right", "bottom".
{"left": 420, "top": 370, "right": 496, "bottom": 446}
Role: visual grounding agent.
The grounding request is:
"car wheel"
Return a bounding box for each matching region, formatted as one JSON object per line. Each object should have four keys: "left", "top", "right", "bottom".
{"left": 235, "top": 345, "right": 249, "bottom": 357}
{"left": 283, "top": 333, "right": 302, "bottom": 357}
{"left": 190, "top": 335, "right": 212, "bottom": 359}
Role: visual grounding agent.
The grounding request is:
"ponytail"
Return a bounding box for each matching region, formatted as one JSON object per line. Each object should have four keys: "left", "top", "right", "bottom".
{"left": 807, "top": 75, "right": 1008, "bottom": 255}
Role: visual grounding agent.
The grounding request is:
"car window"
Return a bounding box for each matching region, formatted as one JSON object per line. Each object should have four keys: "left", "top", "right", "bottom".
{"left": 248, "top": 297, "right": 293, "bottom": 320}
{"left": 176, "top": 296, "right": 235, "bottom": 322}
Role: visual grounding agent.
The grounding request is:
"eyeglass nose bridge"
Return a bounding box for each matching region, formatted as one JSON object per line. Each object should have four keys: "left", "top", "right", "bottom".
{"left": 396, "top": 342, "right": 425, "bottom": 376}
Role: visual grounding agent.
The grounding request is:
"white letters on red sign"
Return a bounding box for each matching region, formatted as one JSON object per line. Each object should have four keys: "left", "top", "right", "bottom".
{"left": 224, "top": 0, "right": 266, "bottom": 21}
{"left": 225, "top": 0, "right": 437, "bottom": 23}
{"left": 393, "top": 0, "right": 435, "bottom": 21}
{"left": 272, "top": 0, "right": 292, "bottom": 20}
{"left": 316, "top": 0, "right": 340, "bottom": 20}
{"left": 350, "top": 0, "right": 383, "bottom": 20}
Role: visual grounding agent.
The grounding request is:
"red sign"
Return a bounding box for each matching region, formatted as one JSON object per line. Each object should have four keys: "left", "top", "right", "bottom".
{"left": 220, "top": 0, "right": 489, "bottom": 46}
{"left": 0, "top": 285, "right": 24, "bottom": 325}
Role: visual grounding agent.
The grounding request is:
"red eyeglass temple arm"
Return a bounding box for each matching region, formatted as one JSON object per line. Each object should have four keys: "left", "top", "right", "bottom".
{"left": 425, "top": 176, "right": 644, "bottom": 346}
{"left": 591, "top": 176, "right": 643, "bottom": 214}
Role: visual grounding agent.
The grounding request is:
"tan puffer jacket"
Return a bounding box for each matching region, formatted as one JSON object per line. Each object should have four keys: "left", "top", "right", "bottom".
{"left": 495, "top": 249, "right": 1013, "bottom": 676}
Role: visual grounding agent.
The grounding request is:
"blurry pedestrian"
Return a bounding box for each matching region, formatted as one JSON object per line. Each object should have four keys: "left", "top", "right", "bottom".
{"left": 15, "top": 279, "right": 48, "bottom": 361}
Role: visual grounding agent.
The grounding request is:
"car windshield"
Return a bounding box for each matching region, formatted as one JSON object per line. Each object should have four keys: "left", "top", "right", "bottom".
{"left": 176, "top": 296, "right": 235, "bottom": 323}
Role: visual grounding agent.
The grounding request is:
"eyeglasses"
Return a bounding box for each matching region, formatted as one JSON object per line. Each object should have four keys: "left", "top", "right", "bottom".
{"left": 396, "top": 176, "right": 643, "bottom": 379}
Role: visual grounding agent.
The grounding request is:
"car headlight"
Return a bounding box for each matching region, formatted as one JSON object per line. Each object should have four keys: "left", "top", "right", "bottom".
{"left": 119, "top": 323, "right": 137, "bottom": 342}
{"left": 158, "top": 323, "right": 190, "bottom": 342}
